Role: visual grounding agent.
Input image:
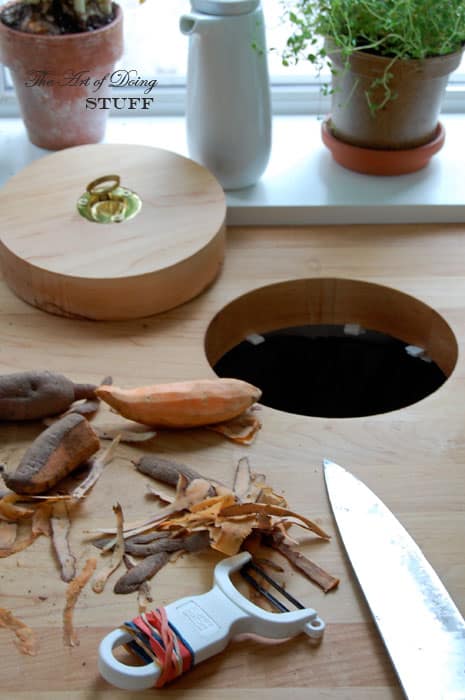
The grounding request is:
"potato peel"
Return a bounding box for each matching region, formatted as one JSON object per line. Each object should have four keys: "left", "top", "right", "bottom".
{"left": 207, "top": 410, "right": 262, "bottom": 445}
{"left": 209, "top": 517, "right": 257, "bottom": 556}
{"left": 0, "top": 606, "right": 38, "bottom": 656}
{"left": 0, "top": 521, "right": 17, "bottom": 548}
{"left": 51, "top": 501, "right": 76, "bottom": 582}
{"left": 63, "top": 557, "right": 97, "bottom": 647}
{"left": 0, "top": 530, "right": 38, "bottom": 558}
{"left": 97, "top": 456, "right": 339, "bottom": 594}
{"left": 0, "top": 494, "right": 35, "bottom": 521}
{"left": 92, "top": 478, "right": 218, "bottom": 541}
{"left": 232, "top": 456, "right": 252, "bottom": 500}
{"left": 97, "top": 428, "right": 157, "bottom": 443}
{"left": 145, "top": 483, "right": 175, "bottom": 504}
{"left": 71, "top": 435, "right": 120, "bottom": 502}
{"left": 31, "top": 502, "right": 52, "bottom": 537}
{"left": 268, "top": 531, "right": 340, "bottom": 593}
{"left": 92, "top": 503, "right": 125, "bottom": 593}
{"left": 219, "top": 502, "right": 331, "bottom": 540}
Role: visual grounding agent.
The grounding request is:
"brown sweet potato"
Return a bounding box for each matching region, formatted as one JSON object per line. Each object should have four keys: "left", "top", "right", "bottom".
{"left": 135, "top": 455, "right": 205, "bottom": 486}
{"left": 113, "top": 552, "right": 170, "bottom": 594}
{"left": 0, "top": 371, "right": 97, "bottom": 421}
{"left": 3, "top": 413, "right": 100, "bottom": 495}
{"left": 112, "top": 533, "right": 221, "bottom": 593}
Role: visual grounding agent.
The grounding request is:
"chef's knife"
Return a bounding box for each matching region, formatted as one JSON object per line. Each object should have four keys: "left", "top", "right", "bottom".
{"left": 323, "top": 458, "right": 465, "bottom": 700}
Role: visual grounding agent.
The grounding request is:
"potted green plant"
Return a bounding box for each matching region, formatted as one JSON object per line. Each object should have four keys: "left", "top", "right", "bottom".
{"left": 0, "top": 0, "right": 123, "bottom": 150}
{"left": 282, "top": 0, "right": 465, "bottom": 174}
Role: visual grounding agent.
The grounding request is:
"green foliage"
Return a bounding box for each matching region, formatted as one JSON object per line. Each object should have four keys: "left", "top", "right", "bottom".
{"left": 282, "top": 0, "right": 465, "bottom": 113}
{"left": 283, "top": 0, "right": 465, "bottom": 64}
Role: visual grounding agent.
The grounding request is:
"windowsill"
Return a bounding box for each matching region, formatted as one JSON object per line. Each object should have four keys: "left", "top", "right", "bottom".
{"left": 1, "top": 114, "right": 465, "bottom": 226}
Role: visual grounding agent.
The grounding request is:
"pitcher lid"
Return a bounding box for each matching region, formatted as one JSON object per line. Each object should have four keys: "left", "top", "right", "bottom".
{"left": 191, "top": 0, "right": 259, "bottom": 15}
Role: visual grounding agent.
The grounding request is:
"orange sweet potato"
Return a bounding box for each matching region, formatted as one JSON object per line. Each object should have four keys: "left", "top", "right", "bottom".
{"left": 0, "top": 371, "right": 97, "bottom": 421}
{"left": 3, "top": 413, "right": 100, "bottom": 495}
{"left": 96, "top": 378, "right": 262, "bottom": 428}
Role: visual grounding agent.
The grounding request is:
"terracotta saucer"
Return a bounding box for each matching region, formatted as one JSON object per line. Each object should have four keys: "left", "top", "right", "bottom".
{"left": 321, "top": 120, "right": 445, "bottom": 176}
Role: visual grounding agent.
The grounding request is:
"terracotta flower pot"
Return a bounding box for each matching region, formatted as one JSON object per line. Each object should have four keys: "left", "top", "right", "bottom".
{"left": 0, "top": 3, "right": 123, "bottom": 150}
{"left": 327, "top": 43, "right": 463, "bottom": 150}
{"left": 321, "top": 119, "right": 445, "bottom": 176}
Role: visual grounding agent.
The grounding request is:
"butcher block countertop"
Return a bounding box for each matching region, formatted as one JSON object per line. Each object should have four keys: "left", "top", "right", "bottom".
{"left": 1, "top": 223, "right": 465, "bottom": 699}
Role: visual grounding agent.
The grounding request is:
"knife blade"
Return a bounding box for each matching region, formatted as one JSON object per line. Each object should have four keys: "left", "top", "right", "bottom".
{"left": 323, "top": 458, "right": 465, "bottom": 700}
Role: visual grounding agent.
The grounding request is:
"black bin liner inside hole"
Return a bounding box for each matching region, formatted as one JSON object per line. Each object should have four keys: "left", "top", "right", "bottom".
{"left": 213, "top": 324, "right": 447, "bottom": 418}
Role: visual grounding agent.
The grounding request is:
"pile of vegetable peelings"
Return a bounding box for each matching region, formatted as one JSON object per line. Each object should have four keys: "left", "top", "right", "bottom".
{"left": 0, "top": 370, "right": 339, "bottom": 656}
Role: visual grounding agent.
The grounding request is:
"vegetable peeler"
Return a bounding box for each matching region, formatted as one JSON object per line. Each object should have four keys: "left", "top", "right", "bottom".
{"left": 98, "top": 551, "right": 325, "bottom": 690}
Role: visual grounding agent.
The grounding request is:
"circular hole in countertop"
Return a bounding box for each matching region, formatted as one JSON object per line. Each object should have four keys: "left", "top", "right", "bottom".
{"left": 204, "top": 278, "right": 458, "bottom": 419}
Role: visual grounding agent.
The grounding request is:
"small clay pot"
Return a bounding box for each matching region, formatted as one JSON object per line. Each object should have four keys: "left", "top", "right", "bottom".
{"left": 0, "top": 2, "right": 123, "bottom": 150}
{"left": 327, "top": 42, "right": 463, "bottom": 150}
{"left": 321, "top": 119, "right": 445, "bottom": 176}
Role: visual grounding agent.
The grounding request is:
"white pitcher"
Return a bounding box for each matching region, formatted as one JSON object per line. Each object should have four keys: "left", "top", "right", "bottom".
{"left": 180, "top": 0, "right": 271, "bottom": 190}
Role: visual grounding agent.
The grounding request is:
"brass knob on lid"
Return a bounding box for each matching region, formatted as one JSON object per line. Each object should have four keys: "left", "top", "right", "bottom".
{"left": 86, "top": 174, "right": 121, "bottom": 202}
{"left": 87, "top": 174, "right": 121, "bottom": 194}
{"left": 77, "top": 174, "right": 142, "bottom": 224}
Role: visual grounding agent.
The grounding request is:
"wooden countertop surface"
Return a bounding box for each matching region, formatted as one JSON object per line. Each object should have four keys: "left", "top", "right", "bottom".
{"left": 1, "top": 223, "right": 465, "bottom": 699}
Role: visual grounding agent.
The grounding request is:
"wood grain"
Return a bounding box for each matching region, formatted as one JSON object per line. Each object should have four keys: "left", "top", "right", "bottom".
{"left": 0, "top": 222, "right": 464, "bottom": 699}
{"left": 0, "top": 145, "right": 226, "bottom": 319}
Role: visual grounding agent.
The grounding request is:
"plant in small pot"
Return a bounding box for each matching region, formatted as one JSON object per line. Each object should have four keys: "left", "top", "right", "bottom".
{"left": 282, "top": 0, "right": 465, "bottom": 175}
{"left": 0, "top": 0, "right": 123, "bottom": 150}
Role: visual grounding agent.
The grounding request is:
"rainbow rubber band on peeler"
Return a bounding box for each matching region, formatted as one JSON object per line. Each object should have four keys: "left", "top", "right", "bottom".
{"left": 98, "top": 551, "right": 325, "bottom": 690}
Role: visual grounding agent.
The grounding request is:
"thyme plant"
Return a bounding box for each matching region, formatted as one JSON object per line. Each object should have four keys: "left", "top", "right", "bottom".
{"left": 282, "top": 0, "right": 465, "bottom": 111}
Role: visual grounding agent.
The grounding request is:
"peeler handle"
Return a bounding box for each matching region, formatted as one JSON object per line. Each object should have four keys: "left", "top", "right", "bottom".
{"left": 98, "top": 628, "right": 161, "bottom": 690}
{"left": 98, "top": 552, "right": 326, "bottom": 690}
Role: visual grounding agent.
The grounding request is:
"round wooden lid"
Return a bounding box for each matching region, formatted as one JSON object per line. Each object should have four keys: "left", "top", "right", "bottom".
{"left": 0, "top": 144, "right": 226, "bottom": 320}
